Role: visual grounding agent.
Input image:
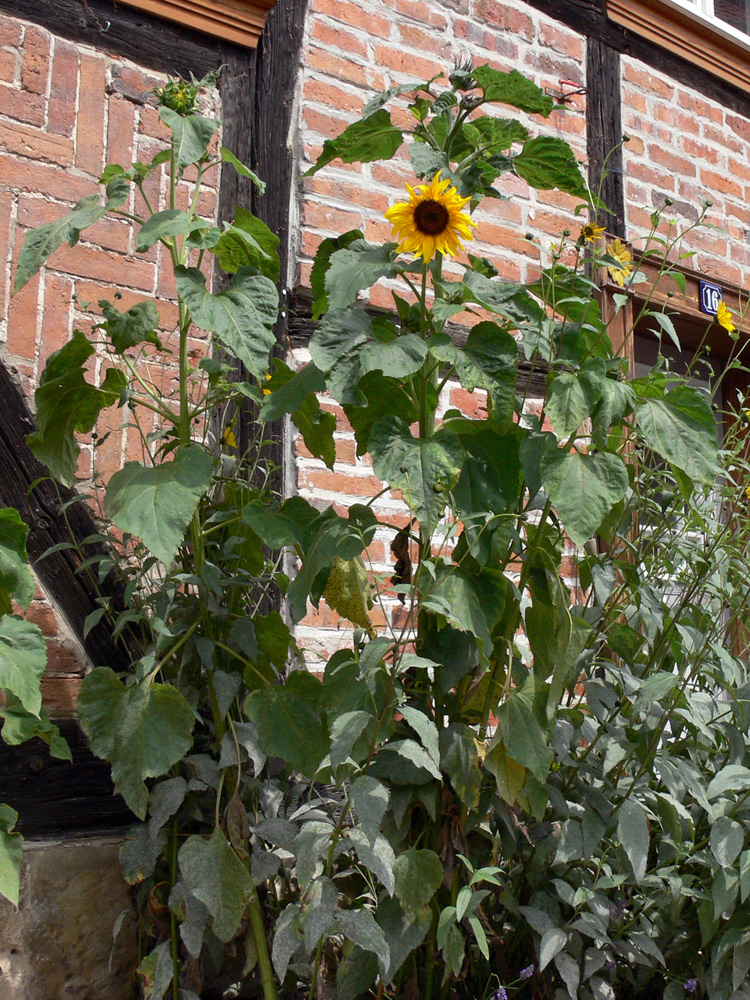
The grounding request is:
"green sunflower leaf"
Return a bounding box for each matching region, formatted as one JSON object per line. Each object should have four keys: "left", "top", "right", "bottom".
{"left": 104, "top": 444, "right": 214, "bottom": 566}
{"left": 0, "top": 804, "right": 22, "bottom": 906}
{"left": 305, "top": 109, "right": 403, "bottom": 176}
{"left": 311, "top": 229, "right": 364, "bottom": 320}
{"left": 0, "top": 615, "right": 47, "bottom": 717}
{"left": 0, "top": 508, "right": 34, "bottom": 614}
{"left": 311, "top": 308, "right": 426, "bottom": 405}
{"left": 78, "top": 667, "right": 195, "bottom": 819}
{"left": 27, "top": 330, "right": 127, "bottom": 486}
{"left": 541, "top": 449, "right": 629, "bottom": 548}
{"left": 472, "top": 66, "right": 554, "bottom": 116}
{"left": 324, "top": 241, "right": 401, "bottom": 313}
{"left": 369, "top": 416, "right": 464, "bottom": 532}
{"left": 174, "top": 266, "right": 278, "bottom": 379}
{"left": 513, "top": 136, "right": 587, "bottom": 198}
{"left": 259, "top": 360, "right": 335, "bottom": 469}
{"left": 159, "top": 107, "right": 220, "bottom": 173}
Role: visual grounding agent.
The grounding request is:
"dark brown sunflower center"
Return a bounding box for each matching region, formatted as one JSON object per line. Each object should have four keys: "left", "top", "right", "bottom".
{"left": 414, "top": 200, "right": 450, "bottom": 235}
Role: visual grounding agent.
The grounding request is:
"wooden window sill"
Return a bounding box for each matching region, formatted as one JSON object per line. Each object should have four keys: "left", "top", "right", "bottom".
{"left": 118, "top": 0, "right": 278, "bottom": 48}
{"left": 608, "top": 0, "right": 750, "bottom": 96}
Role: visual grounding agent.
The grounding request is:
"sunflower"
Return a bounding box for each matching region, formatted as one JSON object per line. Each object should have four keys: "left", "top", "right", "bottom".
{"left": 385, "top": 172, "right": 476, "bottom": 262}
{"left": 581, "top": 222, "right": 605, "bottom": 243}
{"left": 717, "top": 300, "right": 735, "bottom": 334}
{"left": 606, "top": 238, "right": 633, "bottom": 287}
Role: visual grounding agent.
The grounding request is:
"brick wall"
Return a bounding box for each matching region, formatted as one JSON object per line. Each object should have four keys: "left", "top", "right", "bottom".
{"left": 295, "top": 0, "right": 588, "bottom": 295}
{"left": 288, "top": 0, "right": 588, "bottom": 663}
{"left": 622, "top": 54, "right": 750, "bottom": 288}
{"left": 0, "top": 11, "right": 220, "bottom": 708}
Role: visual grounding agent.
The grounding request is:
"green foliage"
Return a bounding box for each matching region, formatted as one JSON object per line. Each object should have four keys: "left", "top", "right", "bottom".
{"left": 305, "top": 109, "right": 402, "bottom": 176}
{"left": 78, "top": 668, "right": 195, "bottom": 818}
{"left": 7, "top": 62, "right": 746, "bottom": 1000}
{"left": 104, "top": 445, "right": 213, "bottom": 566}
{"left": 26, "top": 330, "right": 126, "bottom": 486}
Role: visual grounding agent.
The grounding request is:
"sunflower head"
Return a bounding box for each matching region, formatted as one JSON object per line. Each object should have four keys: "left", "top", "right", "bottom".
{"left": 384, "top": 172, "right": 477, "bottom": 263}
{"left": 581, "top": 222, "right": 605, "bottom": 244}
{"left": 154, "top": 77, "right": 200, "bottom": 116}
{"left": 605, "top": 238, "right": 633, "bottom": 288}
{"left": 717, "top": 300, "right": 736, "bottom": 334}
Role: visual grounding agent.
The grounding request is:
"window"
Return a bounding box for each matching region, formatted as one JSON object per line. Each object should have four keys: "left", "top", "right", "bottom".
{"left": 118, "top": 0, "right": 278, "bottom": 48}
{"left": 608, "top": 0, "right": 750, "bottom": 96}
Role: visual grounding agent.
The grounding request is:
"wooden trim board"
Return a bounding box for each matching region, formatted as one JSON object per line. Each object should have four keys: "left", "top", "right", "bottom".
{"left": 118, "top": 0, "right": 278, "bottom": 48}
{"left": 608, "top": 0, "right": 750, "bottom": 97}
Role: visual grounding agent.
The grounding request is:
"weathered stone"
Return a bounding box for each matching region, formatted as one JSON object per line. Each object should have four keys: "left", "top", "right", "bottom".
{"left": 0, "top": 836, "right": 137, "bottom": 1000}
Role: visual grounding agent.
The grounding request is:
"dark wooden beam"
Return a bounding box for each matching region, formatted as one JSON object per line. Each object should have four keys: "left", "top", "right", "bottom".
{"left": 0, "top": 361, "right": 137, "bottom": 672}
{"left": 523, "top": 0, "right": 750, "bottom": 120}
{"left": 0, "top": 0, "right": 224, "bottom": 78}
{"left": 0, "top": 720, "right": 133, "bottom": 836}
{"left": 586, "top": 38, "right": 625, "bottom": 238}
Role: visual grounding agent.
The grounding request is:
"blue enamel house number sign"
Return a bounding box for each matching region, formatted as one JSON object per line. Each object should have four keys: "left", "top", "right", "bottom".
{"left": 699, "top": 280, "right": 722, "bottom": 316}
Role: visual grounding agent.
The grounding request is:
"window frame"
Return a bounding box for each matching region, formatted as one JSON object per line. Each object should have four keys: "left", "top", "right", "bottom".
{"left": 608, "top": 0, "right": 750, "bottom": 96}
{"left": 116, "top": 0, "right": 278, "bottom": 48}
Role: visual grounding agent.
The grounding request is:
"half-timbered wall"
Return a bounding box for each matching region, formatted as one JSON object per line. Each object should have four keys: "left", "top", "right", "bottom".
{"left": 0, "top": 12, "right": 221, "bottom": 718}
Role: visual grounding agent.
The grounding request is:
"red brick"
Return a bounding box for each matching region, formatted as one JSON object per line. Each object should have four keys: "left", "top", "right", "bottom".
{"left": 473, "top": 0, "right": 534, "bottom": 39}
{"left": 397, "top": 22, "right": 452, "bottom": 57}
{"left": 7, "top": 267, "right": 40, "bottom": 363}
{"left": 109, "top": 63, "right": 161, "bottom": 105}
{"left": 305, "top": 77, "right": 365, "bottom": 113}
{"left": 40, "top": 272, "right": 73, "bottom": 356}
{"left": 0, "top": 152, "right": 94, "bottom": 201}
{"left": 138, "top": 104, "right": 171, "bottom": 142}
{"left": 304, "top": 199, "right": 364, "bottom": 234}
{"left": 0, "top": 14, "right": 22, "bottom": 47}
{"left": 76, "top": 54, "right": 107, "bottom": 176}
{"left": 0, "top": 48, "right": 16, "bottom": 84}
{"left": 649, "top": 144, "right": 696, "bottom": 177}
{"left": 0, "top": 119, "right": 73, "bottom": 165}
{"left": 25, "top": 599, "right": 59, "bottom": 637}
{"left": 374, "top": 45, "right": 443, "bottom": 80}
{"left": 21, "top": 25, "right": 50, "bottom": 95}
{"left": 673, "top": 89, "right": 720, "bottom": 122}
{"left": 394, "top": 0, "right": 448, "bottom": 28}
{"left": 307, "top": 46, "right": 382, "bottom": 90}
{"left": 48, "top": 39, "right": 78, "bottom": 137}
{"left": 0, "top": 81, "right": 45, "bottom": 126}
{"left": 623, "top": 61, "right": 673, "bottom": 99}
{"left": 312, "top": 0, "right": 392, "bottom": 37}
{"left": 41, "top": 676, "right": 82, "bottom": 717}
{"left": 303, "top": 106, "right": 355, "bottom": 141}
{"left": 52, "top": 242, "right": 155, "bottom": 291}
{"left": 310, "top": 19, "right": 368, "bottom": 57}
{"left": 701, "top": 167, "right": 743, "bottom": 199}
{"left": 538, "top": 21, "right": 584, "bottom": 60}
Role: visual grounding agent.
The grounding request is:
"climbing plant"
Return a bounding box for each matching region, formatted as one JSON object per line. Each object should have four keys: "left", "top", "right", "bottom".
{"left": 4, "top": 64, "right": 750, "bottom": 1000}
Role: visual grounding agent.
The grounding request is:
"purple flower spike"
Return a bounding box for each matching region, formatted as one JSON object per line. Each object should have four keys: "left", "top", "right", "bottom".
{"left": 685, "top": 980, "right": 698, "bottom": 994}
{"left": 520, "top": 966, "right": 535, "bottom": 981}
{"left": 496, "top": 988, "right": 508, "bottom": 1000}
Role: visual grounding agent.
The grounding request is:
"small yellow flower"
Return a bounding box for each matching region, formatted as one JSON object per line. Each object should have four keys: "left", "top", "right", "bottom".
{"left": 745, "top": 484, "right": 750, "bottom": 500}
{"left": 581, "top": 222, "right": 605, "bottom": 243}
{"left": 717, "top": 300, "right": 735, "bottom": 334}
{"left": 222, "top": 426, "right": 237, "bottom": 449}
{"left": 384, "top": 172, "right": 477, "bottom": 262}
{"left": 606, "top": 238, "right": 633, "bottom": 288}
{"left": 263, "top": 372, "right": 272, "bottom": 396}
